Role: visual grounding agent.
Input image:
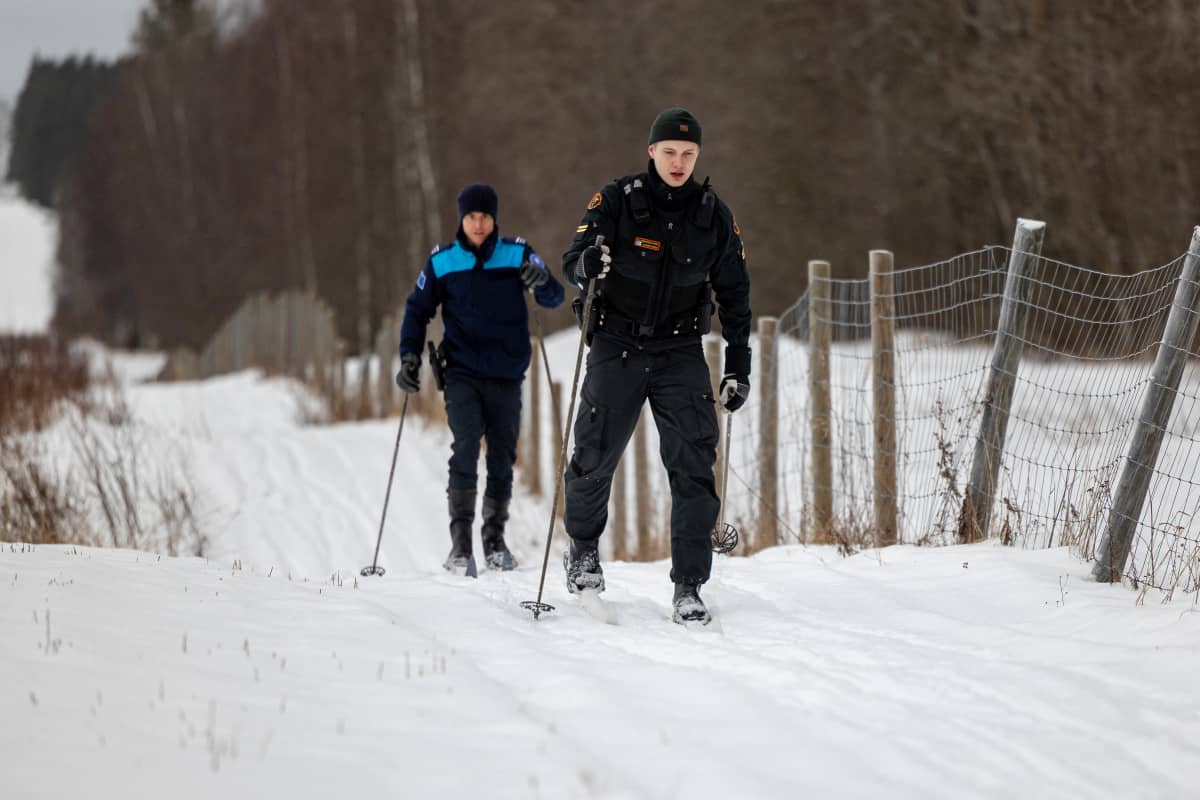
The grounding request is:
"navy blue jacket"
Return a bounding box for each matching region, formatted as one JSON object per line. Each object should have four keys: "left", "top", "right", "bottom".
{"left": 400, "top": 229, "right": 564, "bottom": 381}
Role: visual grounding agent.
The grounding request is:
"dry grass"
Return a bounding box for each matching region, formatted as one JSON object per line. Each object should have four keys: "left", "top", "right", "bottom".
{"left": 0, "top": 342, "right": 206, "bottom": 555}
{"left": 0, "top": 335, "right": 89, "bottom": 433}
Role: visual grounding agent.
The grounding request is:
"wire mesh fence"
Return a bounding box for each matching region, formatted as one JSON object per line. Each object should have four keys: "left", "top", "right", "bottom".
{"left": 723, "top": 239, "right": 1200, "bottom": 595}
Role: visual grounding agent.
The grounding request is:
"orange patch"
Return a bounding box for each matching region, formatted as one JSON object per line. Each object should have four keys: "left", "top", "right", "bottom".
{"left": 587, "top": 192, "right": 602, "bottom": 211}
{"left": 633, "top": 236, "right": 662, "bottom": 252}
{"left": 732, "top": 216, "right": 742, "bottom": 236}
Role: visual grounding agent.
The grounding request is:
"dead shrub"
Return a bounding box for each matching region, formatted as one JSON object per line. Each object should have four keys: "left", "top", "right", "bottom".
{"left": 0, "top": 335, "right": 89, "bottom": 433}
{"left": 1, "top": 354, "right": 206, "bottom": 556}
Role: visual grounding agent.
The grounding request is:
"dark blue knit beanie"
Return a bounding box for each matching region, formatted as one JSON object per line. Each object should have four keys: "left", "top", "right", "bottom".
{"left": 456, "top": 183, "right": 498, "bottom": 221}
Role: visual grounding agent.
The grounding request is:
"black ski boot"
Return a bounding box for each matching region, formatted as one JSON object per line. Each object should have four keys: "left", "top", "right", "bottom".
{"left": 672, "top": 582, "right": 711, "bottom": 625}
{"left": 480, "top": 495, "right": 517, "bottom": 571}
{"left": 443, "top": 488, "right": 477, "bottom": 578}
{"left": 563, "top": 538, "right": 605, "bottom": 594}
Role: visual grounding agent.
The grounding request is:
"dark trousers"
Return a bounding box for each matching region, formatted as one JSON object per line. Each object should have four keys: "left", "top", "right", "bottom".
{"left": 563, "top": 334, "right": 720, "bottom": 584}
{"left": 445, "top": 373, "right": 522, "bottom": 501}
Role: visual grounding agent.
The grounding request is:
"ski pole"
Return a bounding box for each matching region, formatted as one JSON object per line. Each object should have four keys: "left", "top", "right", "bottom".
{"left": 361, "top": 392, "right": 410, "bottom": 577}
{"left": 711, "top": 409, "right": 739, "bottom": 553}
{"left": 522, "top": 234, "right": 604, "bottom": 619}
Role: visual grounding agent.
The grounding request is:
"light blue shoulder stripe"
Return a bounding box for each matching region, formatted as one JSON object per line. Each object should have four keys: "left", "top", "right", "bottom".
{"left": 486, "top": 241, "right": 526, "bottom": 270}
{"left": 431, "top": 243, "right": 475, "bottom": 278}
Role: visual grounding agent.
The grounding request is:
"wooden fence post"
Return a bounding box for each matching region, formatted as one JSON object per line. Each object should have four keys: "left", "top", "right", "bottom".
{"left": 871, "top": 250, "right": 899, "bottom": 547}
{"left": 552, "top": 380, "right": 564, "bottom": 522}
{"left": 1093, "top": 226, "right": 1200, "bottom": 582}
{"left": 611, "top": 454, "right": 628, "bottom": 562}
{"left": 356, "top": 346, "right": 373, "bottom": 421}
{"left": 756, "top": 316, "right": 780, "bottom": 551}
{"left": 809, "top": 260, "right": 834, "bottom": 545}
{"left": 705, "top": 337, "right": 724, "bottom": 501}
{"left": 961, "top": 218, "right": 1046, "bottom": 543}
{"left": 634, "top": 407, "right": 651, "bottom": 560}
{"left": 527, "top": 337, "right": 542, "bottom": 496}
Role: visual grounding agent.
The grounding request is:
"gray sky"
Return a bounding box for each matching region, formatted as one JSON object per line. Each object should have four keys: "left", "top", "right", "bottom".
{"left": 0, "top": 1, "right": 145, "bottom": 103}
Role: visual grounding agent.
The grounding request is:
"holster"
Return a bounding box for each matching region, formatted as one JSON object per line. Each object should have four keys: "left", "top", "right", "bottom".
{"left": 427, "top": 340, "right": 447, "bottom": 391}
{"left": 571, "top": 295, "right": 599, "bottom": 346}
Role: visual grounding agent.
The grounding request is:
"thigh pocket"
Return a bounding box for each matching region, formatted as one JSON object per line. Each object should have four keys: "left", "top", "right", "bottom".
{"left": 691, "top": 391, "right": 719, "bottom": 450}
{"left": 570, "top": 388, "right": 608, "bottom": 476}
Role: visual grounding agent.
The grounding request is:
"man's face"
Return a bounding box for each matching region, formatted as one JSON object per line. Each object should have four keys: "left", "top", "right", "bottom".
{"left": 648, "top": 140, "right": 700, "bottom": 188}
{"left": 462, "top": 211, "right": 495, "bottom": 248}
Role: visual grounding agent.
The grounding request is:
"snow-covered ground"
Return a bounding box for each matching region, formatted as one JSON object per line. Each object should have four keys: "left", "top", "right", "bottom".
{"left": 0, "top": 188, "right": 55, "bottom": 333}
{"left": 3, "top": 352, "right": 1199, "bottom": 799}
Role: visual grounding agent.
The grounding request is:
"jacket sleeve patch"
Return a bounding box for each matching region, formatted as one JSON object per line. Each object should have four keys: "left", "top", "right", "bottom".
{"left": 417, "top": 272, "right": 426, "bottom": 290}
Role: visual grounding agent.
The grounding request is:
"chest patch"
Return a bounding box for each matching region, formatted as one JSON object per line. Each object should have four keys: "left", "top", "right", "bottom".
{"left": 633, "top": 236, "right": 662, "bottom": 252}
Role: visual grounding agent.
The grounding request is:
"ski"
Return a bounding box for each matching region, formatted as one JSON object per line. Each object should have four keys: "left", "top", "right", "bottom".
{"left": 577, "top": 590, "right": 619, "bottom": 625}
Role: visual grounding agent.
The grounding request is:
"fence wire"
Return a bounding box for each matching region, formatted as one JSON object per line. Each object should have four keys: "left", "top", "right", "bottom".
{"left": 724, "top": 246, "right": 1200, "bottom": 594}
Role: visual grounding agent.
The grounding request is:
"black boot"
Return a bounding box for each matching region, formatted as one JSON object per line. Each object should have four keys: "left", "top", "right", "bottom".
{"left": 563, "top": 538, "right": 605, "bottom": 594}
{"left": 444, "top": 488, "right": 477, "bottom": 578}
{"left": 672, "top": 582, "right": 711, "bottom": 625}
{"left": 480, "top": 495, "right": 517, "bottom": 571}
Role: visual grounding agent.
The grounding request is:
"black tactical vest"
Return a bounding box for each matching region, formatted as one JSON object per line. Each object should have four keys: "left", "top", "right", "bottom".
{"left": 594, "top": 174, "right": 719, "bottom": 338}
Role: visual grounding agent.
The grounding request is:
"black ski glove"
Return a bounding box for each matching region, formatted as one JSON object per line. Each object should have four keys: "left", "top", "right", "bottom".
{"left": 520, "top": 260, "right": 549, "bottom": 289}
{"left": 575, "top": 243, "right": 612, "bottom": 283}
{"left": 395, "top": 353, "right": 421, "bottom": 394}
{"left": 720, "top": 345, "right": 752, "bottom": 412}
{"left": 719, "top": 374, "right": 750, "bottom": 412}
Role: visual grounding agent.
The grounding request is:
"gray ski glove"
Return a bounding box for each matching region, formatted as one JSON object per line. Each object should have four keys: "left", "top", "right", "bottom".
{"left": 395, "top": 353, "right": 421, "bottom": 394}
{"left": 520, "top": 260, "right": 549, "bottom": 289}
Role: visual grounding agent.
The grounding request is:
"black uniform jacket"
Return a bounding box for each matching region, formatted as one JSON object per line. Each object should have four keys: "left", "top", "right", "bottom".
{"left": 562, "top": 163, "right": 752, "bottom": 368}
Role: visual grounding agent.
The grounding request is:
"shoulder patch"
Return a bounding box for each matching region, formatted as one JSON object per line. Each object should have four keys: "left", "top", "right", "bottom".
{"left": 587, "top": 192, "right": 602, "bottom": 211}
{"left": 732, "top": 215, "right": 741, "bottom": 237}
{"left": 417, "top": 272, "right": 427, "bottom": 290}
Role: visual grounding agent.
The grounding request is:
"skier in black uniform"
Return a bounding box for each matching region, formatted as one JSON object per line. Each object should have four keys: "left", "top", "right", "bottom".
{"left": 560, "top": 107, "right": 752, "bottom": 624}
{"left": 398, "top": 183, "right": 564, "bottom": 577}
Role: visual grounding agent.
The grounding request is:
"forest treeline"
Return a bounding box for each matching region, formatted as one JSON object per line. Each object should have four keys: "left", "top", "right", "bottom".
{"left": 9, "top": 0, "right": 1200, "bottom": 351}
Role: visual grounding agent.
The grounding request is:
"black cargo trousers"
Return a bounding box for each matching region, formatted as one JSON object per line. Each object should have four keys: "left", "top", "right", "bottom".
{"left": 563, "top": 332, "right": 720, "bottom": 584}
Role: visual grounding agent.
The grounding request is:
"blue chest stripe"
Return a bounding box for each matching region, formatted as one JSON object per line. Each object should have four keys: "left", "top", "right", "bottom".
{"left": 486, "top": 241, "right": 525, "bottom": 270}
{"left": 431, "top": 241, "right": 525, "bottom": 278}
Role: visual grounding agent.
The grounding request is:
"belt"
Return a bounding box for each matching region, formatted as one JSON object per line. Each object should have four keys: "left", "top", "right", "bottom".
{"left": 595, "top": 304, "right": 710, "bottom": 339}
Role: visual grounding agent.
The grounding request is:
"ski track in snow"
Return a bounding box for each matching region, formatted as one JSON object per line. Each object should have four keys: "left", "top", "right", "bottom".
{"left": 4, "top": 362, "right": 1200, "bottom": 798}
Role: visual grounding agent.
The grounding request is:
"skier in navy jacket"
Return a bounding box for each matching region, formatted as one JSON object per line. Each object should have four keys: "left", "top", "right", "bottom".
{"left": 398, "top": 183, "right": 564, "bottom": 577}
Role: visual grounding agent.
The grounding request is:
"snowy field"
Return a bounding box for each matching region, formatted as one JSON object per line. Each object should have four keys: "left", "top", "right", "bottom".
{"left": 4, "top": 351, "right": 1200, "bottom": 799}
{"left": 2, "top": 191, "right": 1198, "bottom": 796}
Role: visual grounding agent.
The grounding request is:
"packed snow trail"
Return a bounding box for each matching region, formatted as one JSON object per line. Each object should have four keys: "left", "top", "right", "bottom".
{"left": 5, "top": 539, "right": 1198, "bottom": 799}
{"left": 4, "top": 364, "right": 1200, "bottom": 798}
